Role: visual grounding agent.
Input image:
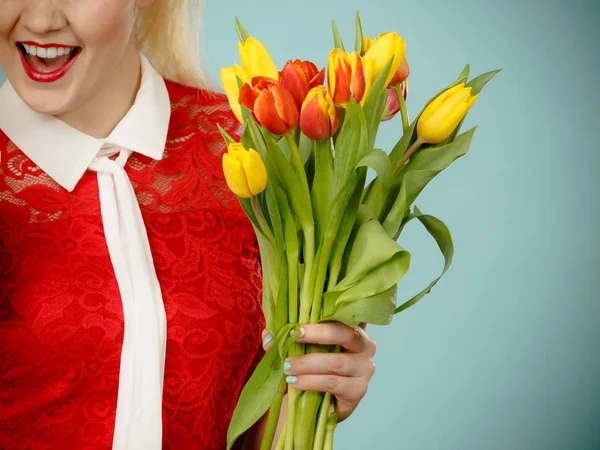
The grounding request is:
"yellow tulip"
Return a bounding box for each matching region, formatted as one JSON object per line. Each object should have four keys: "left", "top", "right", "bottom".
{"left": 417, "top": 83, "right": 478, "bottom": 144}
{"left": 363, "top": 32, "right": 406, "bottom": 88}
{"left": 220, "top": 64, "right": 251, "bottom": 123}
{"left": 222, "top": 143, "right": 268, "bottom": 198}
{"left": 221, "top": 37, "right": 279, "bottom": 123}
{"left": 238, "top": 37, "right": 279, "bottom": 81}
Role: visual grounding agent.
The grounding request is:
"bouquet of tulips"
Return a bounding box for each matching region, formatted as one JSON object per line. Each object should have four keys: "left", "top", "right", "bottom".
{"left": 219, "top": 13, "right": 498, "bottom": 450}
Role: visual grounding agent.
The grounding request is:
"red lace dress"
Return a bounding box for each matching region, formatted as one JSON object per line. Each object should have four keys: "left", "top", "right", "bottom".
{"left": 0, "top": 80, "right": 265, "bottom": 450}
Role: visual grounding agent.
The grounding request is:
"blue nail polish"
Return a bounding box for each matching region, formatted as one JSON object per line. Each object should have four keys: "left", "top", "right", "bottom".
{"left": 262, "top": 334, "right": 273, "bottom": 348}
{"left": 286, "top": 375, "right": 297, "bottom": 384}
{"left": 283, "top": 361, "right": 291, "bottom": 372}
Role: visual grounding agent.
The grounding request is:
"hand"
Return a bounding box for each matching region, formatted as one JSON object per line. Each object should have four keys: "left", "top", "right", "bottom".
{"left": 262, "top": 322, "right": 377, "bottom": 422}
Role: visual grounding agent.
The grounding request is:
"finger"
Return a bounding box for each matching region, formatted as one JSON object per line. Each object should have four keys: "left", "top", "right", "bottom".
{"left": 293, "top": 323, "right": 375, "bottom": 355}
{"left": 284, "top": 352, "right": 374, "bottom": 378}
{"left": 262, "top": 330, "right": 274, "bottom": 350}
{"left": 285, "top": 373, "right": 368, "bottom": 404}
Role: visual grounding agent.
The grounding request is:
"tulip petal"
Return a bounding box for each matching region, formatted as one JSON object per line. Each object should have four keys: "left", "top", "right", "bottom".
{"left": 223, "top": 153, "right": 253, "bottom": 198}
{"left": 239, "top": 37, "right": 279, "bottom": 80}
{"left": 280, "top": 62, "right": 309, "bottom": 108}
{"left": 300, "top": 97, "right": 331, "bottom": 141}
{"left": 220, "top": 67, "right": 246, "bottom": 123}
{"left": 349, "top": 52, "right": 366, "bottom": 103}
{"left": 254, "top": 90, "right": 290, "bottom": 135}
{"left": 243, "top": 149, "right": 268, "bottom": 196}
{"left": 271, "top": 85, "right": 300, "bottom": 130}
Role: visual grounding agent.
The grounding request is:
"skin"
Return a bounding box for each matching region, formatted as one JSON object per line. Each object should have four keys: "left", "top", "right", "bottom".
{"left": 0, "top": 0, "right": 378, "bottom": 448}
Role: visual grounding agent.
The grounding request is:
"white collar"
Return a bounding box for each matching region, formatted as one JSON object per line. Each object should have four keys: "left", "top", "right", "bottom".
{"left": 0, "top": 54, "right": 171, "bottom": 192}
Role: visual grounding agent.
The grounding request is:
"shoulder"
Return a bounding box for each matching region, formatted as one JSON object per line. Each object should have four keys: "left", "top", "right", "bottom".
{"left": 164, "top": 79, "right": 242, "bottom": 146}
{"left": 157, "top": 79, "right": 247, "bottom": 214}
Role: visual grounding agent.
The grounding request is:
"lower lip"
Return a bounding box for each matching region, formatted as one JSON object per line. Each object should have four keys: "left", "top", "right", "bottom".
{"left": 18, "top": 48, "right": 81, "bottom": 83}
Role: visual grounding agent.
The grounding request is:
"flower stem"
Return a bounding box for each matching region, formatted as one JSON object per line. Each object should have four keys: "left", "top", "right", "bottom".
{"left": 284, "top": 341, "right": 300, "bottom": 450}
{"left": 286, "top": 133, "right": 315, "bottom": 327}
{"left": 312, "top": 394, "right": 332, "bottom": 450}
{"left": 393, "top": 137, "right": 424, "bottom": 175}
{"left": 261, "top": 376, "right": 288, "bottom": 450}
{"left": 323, "top": 405, "right": 337, "bottom": 450}
{"left": 285, "top": 216, "right": 299, "bottom": 324}
{"left": 275, "top": 419, "right": 287, "bottom": 450}
{"left": 251, "top": 196, "right": 276, "bottom": 246}
{"left": 394, "top": 83, "right": 409, "bottom": 134}
{"left": 312, "top": 344, "right": 340, "bottom": 450}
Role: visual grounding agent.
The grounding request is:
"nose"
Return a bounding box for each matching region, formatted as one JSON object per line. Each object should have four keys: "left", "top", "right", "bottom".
{"left": 20, "top": 0, "right": 67, "bottom": 36}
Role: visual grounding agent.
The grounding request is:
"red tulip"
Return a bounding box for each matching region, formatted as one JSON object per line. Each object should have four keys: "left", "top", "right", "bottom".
{"left": 280, "top": 60, "right": 325, "bottom": 109}
{"left": 327, "top": 49, "right": 369, "bottom": 107}
{"left": 239, "top": 77, "right": 299, "bottom": 135}
{"left": 381, "top": 80, "right": 408, "bottom": 122}
{"left": 300, "top": 86, "right": 339, "bottom": 140}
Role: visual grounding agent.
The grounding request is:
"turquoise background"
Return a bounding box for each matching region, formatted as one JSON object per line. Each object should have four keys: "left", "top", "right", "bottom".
{"left": 1, "top": 0, "right": 598, "bottom": 448}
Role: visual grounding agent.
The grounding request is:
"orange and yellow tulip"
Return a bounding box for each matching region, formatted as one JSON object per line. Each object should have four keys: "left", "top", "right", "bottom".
{"left": 280, "top": 60, "right": 325, "bottom": 109}
{"left": 327, "top": 49, "right": 370, "bottom": 107}
{"left": 239, "top": 77, "right": 299, "bottom": 136}
{"left": 299, "top": 86, "right": 340, "bottom": 140}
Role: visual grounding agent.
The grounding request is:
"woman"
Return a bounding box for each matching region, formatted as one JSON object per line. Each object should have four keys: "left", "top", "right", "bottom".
{"left": 0, "top": 0, "right": 377, "bottom": 449}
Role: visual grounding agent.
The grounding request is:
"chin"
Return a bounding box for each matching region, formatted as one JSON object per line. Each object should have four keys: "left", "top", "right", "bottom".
{"left": 14, "top": 84, "right": 77, "bottom": 116}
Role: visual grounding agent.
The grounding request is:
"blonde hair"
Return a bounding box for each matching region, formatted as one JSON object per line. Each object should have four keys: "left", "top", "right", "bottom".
{"left": 134, "top": 0, "right": 209, "bottom": 89}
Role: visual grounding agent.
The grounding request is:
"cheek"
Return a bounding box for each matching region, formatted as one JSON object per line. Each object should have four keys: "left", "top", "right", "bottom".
{"left": 70, "top": 0, "right": 136, "bottom": 50}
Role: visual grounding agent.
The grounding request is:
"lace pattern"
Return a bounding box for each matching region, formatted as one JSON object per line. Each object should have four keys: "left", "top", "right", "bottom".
{"left": 0, "top": 80, "right": 265, "bottom": 449}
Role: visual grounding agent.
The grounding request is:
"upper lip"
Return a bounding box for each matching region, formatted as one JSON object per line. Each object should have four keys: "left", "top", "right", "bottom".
{"left": 19, "top": 41, "right": 78, "bottom": 48}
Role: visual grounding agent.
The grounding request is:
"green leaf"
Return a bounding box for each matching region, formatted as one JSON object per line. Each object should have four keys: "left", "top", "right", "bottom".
{"left": 458, "top": 64, "right": 470, "bottom": 81}
{"left": 262, "top": 131, "right": 314, "bottom": 233}
{"left": 362, "top": 57, "right": 394, "bottom": 150}
{"left": 235, "top": 17, "right": 251, "bottom": 43}
{"left": 254, "top": 231, "right": 280, "bottom": 333}
{"left": 354, "top": 11, "right": 364, "bottom": 54}
{"left": 264, "top": 183, "right": 285, "bottom": 255}
{"left": 217, "top": 123, "right": 237, "bottom": 146}
{"left": 327, "top": 170, "right": 367, "bottom": 287}
{"left": 382, "top": 128, "right": 476, "bottom": 238}
{"left": 237, "top": 197, "right": 261, "bottom": 234}
{"left": 333, "top": 219, "right": 406, "bottom": 292}
{"left": 226, "top": 324, "right": 298, "bottom": 449}
{"left": 322, "top": 285, "right": 397, "bottom": 328}
{"left": 332, "top": 19, "right": 345, "bottom": 51}
{"left": 311, "top": 139, "right": 334, "bottom": 245}
{"left": 272, "top": 257, "right": 289, "bottom": 335}
{"left": 395, "top": 207, "right": 454, "bottom": 313}
{"left": 333, "top": 101, "right": 368, "bottom": 195}
{"left": 329, "top": 248, "right": 410, "bottom": 305}
{"left": 298, "top": 131, "right": 314, "bottom": 166}
{"left": 356, "top": 149, "right": 392, "bottom": 199}
{"left": 466, "top": 69, "right": 501, "bottom": 95}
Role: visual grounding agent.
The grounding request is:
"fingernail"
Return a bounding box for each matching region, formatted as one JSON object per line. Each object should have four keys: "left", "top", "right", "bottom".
{"left": 291, "top": 327, "right": 305, "bottom": 339}
{"left": 286, "top": 375, "right": 297, "bottom": 384}
{"left": 283, "top": 361, "right": 291, "bottom": 372}
{"left": 262, "top": 334, "right": 273, "bottom": 348}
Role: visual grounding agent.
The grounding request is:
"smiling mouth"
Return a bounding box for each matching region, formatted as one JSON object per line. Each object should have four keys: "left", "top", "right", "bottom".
{"left": 17, "top": 42, "right": 82, "bottom": 74}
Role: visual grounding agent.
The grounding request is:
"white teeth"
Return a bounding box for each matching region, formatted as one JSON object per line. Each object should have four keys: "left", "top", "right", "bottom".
{"left": 22, "top": 44, "right": 75, "bottom": 59}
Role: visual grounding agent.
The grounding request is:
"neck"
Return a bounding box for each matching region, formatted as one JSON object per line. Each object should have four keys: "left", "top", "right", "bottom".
{"left": 55, "top": 41, "right": 142, "bottom": 139}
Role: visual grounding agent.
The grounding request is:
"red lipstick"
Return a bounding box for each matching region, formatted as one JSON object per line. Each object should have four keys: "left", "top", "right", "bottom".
{"left": 18, "top": 41, "right": 81, "bottom": 83}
